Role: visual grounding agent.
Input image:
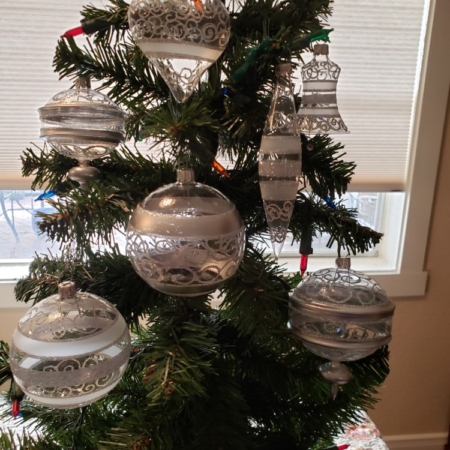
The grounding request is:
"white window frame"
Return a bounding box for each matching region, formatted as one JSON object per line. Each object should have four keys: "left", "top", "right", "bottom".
{"left": 0, "top": 0, "right": 448, "bottom": 305}
{"left": 274, "top": 0, "right": 449, "bottom": 297}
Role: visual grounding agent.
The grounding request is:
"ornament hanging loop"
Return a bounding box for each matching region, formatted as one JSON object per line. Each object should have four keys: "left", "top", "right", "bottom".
{"left": 177, "top": 168, "right": 195, "bottom": 183}
{"left": 335, "top": 257, "right": 351, "bottom": 270}
{"left": 58, "top": 281, "right": 77, "bottom": 299}
{"left": 313, "top": 43, "right": 329, "bottom": 56}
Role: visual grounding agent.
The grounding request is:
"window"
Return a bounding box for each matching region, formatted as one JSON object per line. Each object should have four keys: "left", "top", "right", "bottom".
{"left": 279, "top": 0, "right": 449, "bottom": 297}
{"left": 0, "top": 0, "right": 448, "bottom": 301}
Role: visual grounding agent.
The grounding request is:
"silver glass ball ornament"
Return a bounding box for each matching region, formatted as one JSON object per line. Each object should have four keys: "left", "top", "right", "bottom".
{"left": 9, "top": 281, "right": 131, "bottom": 409}
{"left": 126, "top": 169, "right": 245, "bottom": 297}
{"left": 39, "top": 77, "right": 126, "bottom": 160}
{"left": 289, "top": 257, "right": 395, "bottom": 396}
{"left": 39, "top": 77, "right": 126, "bottom": 188}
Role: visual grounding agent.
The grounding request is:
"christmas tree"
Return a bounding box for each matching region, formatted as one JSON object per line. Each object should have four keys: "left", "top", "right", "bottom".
{"left": 0, "top": 0, "right": 390, "bottom": 448}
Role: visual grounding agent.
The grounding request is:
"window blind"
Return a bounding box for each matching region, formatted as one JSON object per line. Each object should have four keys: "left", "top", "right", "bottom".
{"left": 0, "top": 0, "right": 428, "bottom": 191}
{"left": 318, "top": 0, "right": 429, "bottom": 191}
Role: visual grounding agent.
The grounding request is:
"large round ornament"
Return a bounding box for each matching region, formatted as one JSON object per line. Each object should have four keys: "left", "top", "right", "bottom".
{"left": 126, "top": 168, "right": 245, "bottom": 296}
{"left": 289, "top": 257, "right": 395, "bottom": 397}
{"left": 9, "top": 282, "right": 131, "bottom": 409}
{"left": 128, "top": 0, "right": 231, "bottom": 103}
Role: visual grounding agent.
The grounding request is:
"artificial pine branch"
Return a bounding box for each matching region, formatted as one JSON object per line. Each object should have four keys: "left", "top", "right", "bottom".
{"left": 22, "top": 145, "right": 381, "bottom": 254}
{"left": 14, "top": 249, "right": 168, "bottom": 324}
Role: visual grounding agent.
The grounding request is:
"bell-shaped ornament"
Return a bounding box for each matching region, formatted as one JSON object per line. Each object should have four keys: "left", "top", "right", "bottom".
{"left": 298, "top": 44, "right": 349, "bottom": 135}
{"left": 128, "top": 0, "right": 231, "bottom": 103}
{"left": 259, "top": 63, "right": 302, "bottom": 257}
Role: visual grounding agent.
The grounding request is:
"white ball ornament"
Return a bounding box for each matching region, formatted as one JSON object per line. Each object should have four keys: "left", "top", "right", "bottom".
{"left": 9, "top": 282, "right": 131, "bottom": 409}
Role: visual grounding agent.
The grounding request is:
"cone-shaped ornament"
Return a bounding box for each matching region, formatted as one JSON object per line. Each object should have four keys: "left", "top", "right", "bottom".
{"left": 128, "top": 0, "right": 231, "bottom": 103}
{"left": 259, "top": 63, "right": 302, "bottom": 257}
{"left": 298, "top": 44, "right": 349, "bottom": 135}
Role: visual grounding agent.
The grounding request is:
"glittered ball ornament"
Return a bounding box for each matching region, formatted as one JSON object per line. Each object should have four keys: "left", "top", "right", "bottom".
{"left": 38, "top": 77, "right": 126, "bottom": 188}
{"left": 9, "top": 282, "right": 131, "bottom": 409}
{"left": 126, "top": 168, "right": 245, "bottom": 296}
{"left": 289, "top": 257, "right": 395, "bottom": 397}
{"left": 128, "top": 0, "right": 231, "bottom": 103}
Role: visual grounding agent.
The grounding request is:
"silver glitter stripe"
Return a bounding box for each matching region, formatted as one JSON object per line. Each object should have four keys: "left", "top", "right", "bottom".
{"left": 11, "top": 344, "right": 131, "bottom": 388}
{"left": 301, "top": 94, "right": 337, "bottom": 105}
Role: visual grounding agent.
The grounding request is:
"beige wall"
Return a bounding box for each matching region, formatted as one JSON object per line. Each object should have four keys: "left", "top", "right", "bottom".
{"left": 1, "top": 95, "right": 450, "bottom": 437}
{"left": 370, "top": 92, "right": 450, "bottom": 436}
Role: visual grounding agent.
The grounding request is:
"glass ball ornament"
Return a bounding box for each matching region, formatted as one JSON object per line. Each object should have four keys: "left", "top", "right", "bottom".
{"left": 128, "top": 0, "right": 231, "bottom": 103}
{"left": 289, "top": 257, "right": 395, "bottom": 397}
{"left": 39, "top": 77, "right": 126, "bottom": 161}
{"left": 39, "top": 77, "right": 126, "bottom": 188}
{"left": 126, "top": 169, "right": 245, "bottom": 297}
{"left": 9, "top": 281, "right": 131, "bottom": 409}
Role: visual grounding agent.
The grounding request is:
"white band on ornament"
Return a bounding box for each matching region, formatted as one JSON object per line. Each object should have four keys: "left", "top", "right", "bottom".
{"left": 139, "top": 41, "right": 222, "bottom": 61}
{"left": 13, "top": 315, "right": 128, "bottom": 358}
{"left": 259, "top": 136, "right": 302, "bottom": 154}
{"left": 129, "top": 206, "right": 243, "bottom": 236}
{"left": 259, "top": 182, "right": 300, "bottom": 201}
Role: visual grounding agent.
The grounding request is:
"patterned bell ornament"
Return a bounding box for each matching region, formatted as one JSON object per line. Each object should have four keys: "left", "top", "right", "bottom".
{"left": 9, "top": 281, "right": 131, "bottom": 409}
{"left": 128, "top": 0, "right": 231, "bottom": 103}
{"left": 289, "top": 257, "right": 395, "bottom": 398}
{"left": 259, "top": 63, "right": 302, "bottom": 257}
{"left": 298, "top": 44, "right": 349, "bottom": 135}
{"left": 126, "top": 168, "right": 245, "bottom": 296}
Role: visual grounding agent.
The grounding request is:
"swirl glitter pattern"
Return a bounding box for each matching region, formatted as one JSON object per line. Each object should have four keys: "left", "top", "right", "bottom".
{"left": 49, "top": 89, "right": 122, "bottom": 108}
{"left": 127, "top": 228, "right": 245, "bottom": 291}
{"left": 293, "top": 267, "right": 390, "bottom": 308}
{"left": 51, "top": 140, "right": 117, "bottom": 161}
{"left": 263, "top": 201, "right": 294, "bottom": 243}
{"left": 128, "top": 0, "right": 230, "bottom": 48}
{"left": 302, "top": 58, "right": 340, "bottom": 82}
{"left": 17, "top": 292, "right": 119, "bottom": 342}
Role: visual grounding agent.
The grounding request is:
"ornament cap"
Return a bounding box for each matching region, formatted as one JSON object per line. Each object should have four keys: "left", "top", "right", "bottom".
{"left": 75, "top": 76, "right": 91, "bottom": 89}
{"left": 58, "top": 281, "right": 77, "bottom": 299}
{"left": 176, "top": 169, "right": 195, "bottom": 183}
{"left": 276, "top": 62, "right": 293, "bottom": 76}
{"left": 313, "top": 43, "right": 329, "bottom": 56}
{"left": 336, "top": 257, "right": 351, "bottom": 270}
